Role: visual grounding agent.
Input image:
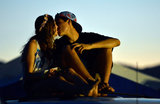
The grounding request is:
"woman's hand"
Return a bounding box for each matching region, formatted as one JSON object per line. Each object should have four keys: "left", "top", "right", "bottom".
{"left": 72, "top": 43, "right": 93, "bottom": 54}
{"left": 48, "top": 68, "right": 58, "bottom": 77}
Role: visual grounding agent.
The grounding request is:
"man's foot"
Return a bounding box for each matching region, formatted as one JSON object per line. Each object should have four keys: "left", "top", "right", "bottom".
{"left": 98, "top": 82, "right": 115, "bottom": 94}
{"left": 86, "top": 73, "right": 101, "bottom": 97}
{"left": 87, "top": 85, "right": 98, "bottom": 97}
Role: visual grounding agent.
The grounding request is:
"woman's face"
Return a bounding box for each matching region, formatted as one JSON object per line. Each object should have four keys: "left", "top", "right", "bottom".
{"left": 53, "top": 21, "right": 58, "bottom": 37}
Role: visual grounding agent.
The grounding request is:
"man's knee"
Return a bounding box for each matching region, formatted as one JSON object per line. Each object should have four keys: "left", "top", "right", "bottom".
{"left": 64, "top": 45, "right": 72, "bottom": 51}
{"left": 101, "top": 48, "right": 112, "bottom": 55}
{"left": 64, "top": 45, "right": 76, "bottom": 53}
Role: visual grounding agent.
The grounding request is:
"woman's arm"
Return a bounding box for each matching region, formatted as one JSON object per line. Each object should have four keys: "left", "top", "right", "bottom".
{"left": 26, "top": 39, "right": 37, "bottom": 73}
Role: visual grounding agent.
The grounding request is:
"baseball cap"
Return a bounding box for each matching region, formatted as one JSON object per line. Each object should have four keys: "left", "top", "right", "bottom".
{"left": 55, "top": 11, "right": 82, "bottom": 33}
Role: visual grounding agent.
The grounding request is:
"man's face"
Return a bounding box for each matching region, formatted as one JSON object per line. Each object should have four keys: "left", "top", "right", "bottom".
{"left": 56, "top": 18, "right": 69, "bottom": 36}
{"left": 56, "top": 17, "right": 79, "bottom": 42}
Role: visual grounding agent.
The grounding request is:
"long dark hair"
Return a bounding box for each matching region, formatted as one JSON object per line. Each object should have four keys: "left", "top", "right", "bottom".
{"left": 21, "top": 14, "right": 56, "bottom": 62}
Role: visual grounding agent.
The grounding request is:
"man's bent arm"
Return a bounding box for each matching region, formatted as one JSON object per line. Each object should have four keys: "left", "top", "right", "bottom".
{"left": 90, "top": 38, "right": 120, "bottom": 49}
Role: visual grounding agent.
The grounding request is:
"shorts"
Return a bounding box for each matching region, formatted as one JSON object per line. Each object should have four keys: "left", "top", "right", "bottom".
{"left": 78, "top": 49, "right": 101, "bottom": 75}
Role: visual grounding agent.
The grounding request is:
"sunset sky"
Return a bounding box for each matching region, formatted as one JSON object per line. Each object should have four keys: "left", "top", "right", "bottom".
{"left": 0, "top": 0, "right": 160, "bottom": 68}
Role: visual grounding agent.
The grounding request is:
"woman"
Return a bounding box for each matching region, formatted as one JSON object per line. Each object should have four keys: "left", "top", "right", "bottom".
{"left": 21, "top": 14, "right": 100, "bottom": 98}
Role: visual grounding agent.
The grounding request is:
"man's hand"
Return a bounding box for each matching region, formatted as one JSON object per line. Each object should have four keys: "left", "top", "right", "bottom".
{"left": 72, "top": 43, "right": 92, "bottom": 54}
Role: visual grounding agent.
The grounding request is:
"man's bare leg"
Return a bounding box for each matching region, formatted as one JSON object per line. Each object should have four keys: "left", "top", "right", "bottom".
{"left": 96, "top": 48, "right": 113, "bottom": 83}
{"left": 61, "top": 45, "right": 101, "bottom": 96}
{"left": 92, "top": 48, "right": 115, "bottom": 93}
{"left": 61, "top": 45, "right": 95, "bottom": 81}
{"left": 62, "top": 68, "right": 100, "bottom": 97}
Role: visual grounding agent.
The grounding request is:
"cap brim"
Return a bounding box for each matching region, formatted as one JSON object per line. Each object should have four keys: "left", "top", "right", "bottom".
{"left": 72, "top": 20, "right": 82, "bottom": 33}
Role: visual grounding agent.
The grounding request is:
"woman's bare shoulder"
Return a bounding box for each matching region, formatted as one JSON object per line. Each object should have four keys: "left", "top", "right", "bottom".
{"left": 29, "top": 39, "right": 37, "bottom": 46}
{"left": 28, "top": 39, "right": 37, "bottom": 50}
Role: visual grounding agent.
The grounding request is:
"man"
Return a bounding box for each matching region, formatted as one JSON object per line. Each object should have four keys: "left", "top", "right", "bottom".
{"left": 55, "top": 11, "right": 120, "bottom": 95}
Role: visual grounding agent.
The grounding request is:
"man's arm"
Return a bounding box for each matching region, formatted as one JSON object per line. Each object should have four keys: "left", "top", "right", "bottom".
{"left": 90, "top": 38, "right": 120, "bottom": 49}
{"left": 72, "top": 32, "right": 120, "bottom": 54}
